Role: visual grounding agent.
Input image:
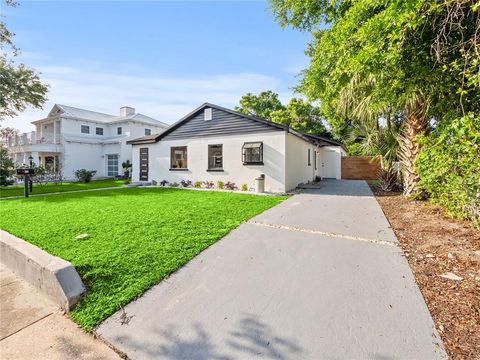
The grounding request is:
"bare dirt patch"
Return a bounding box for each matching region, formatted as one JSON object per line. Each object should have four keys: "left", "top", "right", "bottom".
{"left": 370, "top": 185, "right": 480, "bottom": 359}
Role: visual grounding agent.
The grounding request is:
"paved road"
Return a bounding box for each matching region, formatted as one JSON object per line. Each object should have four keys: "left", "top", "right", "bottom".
{"left": 0, "top": 263, "right": 119, "bottom": 360}
{"left": 98, "top": 180, "right": 447, "bottom": 359}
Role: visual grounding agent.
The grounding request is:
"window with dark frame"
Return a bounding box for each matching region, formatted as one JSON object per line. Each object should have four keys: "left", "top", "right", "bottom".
{"left": 96, "top": 127, "right": 104, "bottom": 136}
{"left": 145, "top": 128, "right": 151, "bottom": 135}
{"left": 170, "top": 146, "right": 188, "bottom": 169}
{"left": 242, "top": 142, "right": 263, "bottom": 165}
{"left": 314, "top": 150, "right": 317, "bottom": 170}
{"left": 308, "top": 149, "right": 311, "bottom": 166}
{"left": 81, "top": 125, "right": 90, "bottom": 134}
{"left": 208, "top": 144, "right": 223, "bottom": 170}
{"left": 117, "top": 127, "right": 122, "bottom": 135}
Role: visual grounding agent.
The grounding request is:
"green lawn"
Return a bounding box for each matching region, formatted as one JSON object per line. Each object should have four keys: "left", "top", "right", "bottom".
{"left": 0, "top": 178, "right": 124, "bottom": 198}
{"left": 0, "top": 187, "right": 287, "bottom": 330}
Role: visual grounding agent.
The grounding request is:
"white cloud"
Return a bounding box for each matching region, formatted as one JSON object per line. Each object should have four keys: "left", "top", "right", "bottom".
{"left": 3, "top": 63, "right": 291, "bottom": 132}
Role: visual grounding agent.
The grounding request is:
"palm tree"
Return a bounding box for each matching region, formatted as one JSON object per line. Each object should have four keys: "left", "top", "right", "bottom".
{"left": 337, "top": 75, "right": 430, "bottom": 195}
{"left": 397, "top": 94, "right": 430, "bottom": 196}
{"left": 122, "top": 160, "right": 132, "bottom": 178}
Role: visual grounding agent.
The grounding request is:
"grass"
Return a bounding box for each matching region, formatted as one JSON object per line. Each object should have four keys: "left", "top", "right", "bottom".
{"left": 0, "top": 178, "right": 124, "bottom": 198}
{"left": 0, "top": 187, "right": 287, "bottom": 330}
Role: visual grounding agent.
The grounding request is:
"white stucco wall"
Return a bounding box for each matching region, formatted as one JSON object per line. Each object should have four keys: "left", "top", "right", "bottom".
{"left": 62, "top": 142, "right": 106, "bottom": 179}
{"left": 59, "top": 117, "right": 165, "bottom": 180}
{"left": 284, "top": 133, "right": 316, "bottom": 191}
{"left": 131, "top": 131, "right": 287, "bottom": 193}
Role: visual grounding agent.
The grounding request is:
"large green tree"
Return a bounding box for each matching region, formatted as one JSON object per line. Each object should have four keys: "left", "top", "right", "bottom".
{"left": 236, "top": 91, "right": 329, "bottom": 135}
{"left": 0, "top": 0, "right": 48, "bottom": 120}
{"left": 269, "top": 0, "right": 479, "bottom": 196}
{"left": 235, "top": 90, "right": 284, "bottom": 119}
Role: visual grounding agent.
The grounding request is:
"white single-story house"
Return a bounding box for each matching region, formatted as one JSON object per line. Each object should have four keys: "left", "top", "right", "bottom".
{"left": 128, "top": 103, "right": 346, "bottom": 193}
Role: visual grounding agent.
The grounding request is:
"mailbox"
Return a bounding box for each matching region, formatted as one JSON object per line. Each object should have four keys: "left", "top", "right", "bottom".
{"left": 16, "top": 168, "right": 35, "bottom": 175}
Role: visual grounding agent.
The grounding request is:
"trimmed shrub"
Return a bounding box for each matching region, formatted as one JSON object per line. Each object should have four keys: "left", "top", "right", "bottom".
{"left": 194, "top": 181, "right": 202, "bottom": 188}
{"left": 217, "top": 181, "right": 224, "bottom": 189}
{"left": 180, "top": 180, "right": 192, "bottom": 188}
{"left": 225, "top": 182, "right": 237, "bottom": 190}
{"left": 74, "top": 169, "right": 97, "bottom": 183}
{"left": 241, "top": 183, "right": 248, "bottom": 192}
{"left": 203, "top": 181, "right": 214, "bottom": 189}
{"left": 151, "top": 180, "right": 157, "bottom": 186}
{"left": 160, "top": 180, "right": 169, "bottom": 186}
{"left": 417, "top": 114, "right": 480, "bottom": 225}
{"left": 170, "top": 182, "right": 179, "bottom": 187}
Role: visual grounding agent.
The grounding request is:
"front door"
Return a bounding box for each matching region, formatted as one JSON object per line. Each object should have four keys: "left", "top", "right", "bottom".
{"left": 139, "top": 148, "right": 149, "bottom": 181}
{"left": 322, "top": 150, "right": 338, "bottom": 178}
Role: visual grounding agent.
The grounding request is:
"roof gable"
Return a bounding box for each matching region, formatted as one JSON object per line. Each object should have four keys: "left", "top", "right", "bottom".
{"left": 53, "top": 104, "right": 117, "bottom": 123}
{"left": 127, "top": 103, "right": 343, "bottom": 148}
{"left": 159, "top": 104, "right": 283, "bottom": 141}
{"left": 43, "top": 104, "right": 167, "bottom": 127}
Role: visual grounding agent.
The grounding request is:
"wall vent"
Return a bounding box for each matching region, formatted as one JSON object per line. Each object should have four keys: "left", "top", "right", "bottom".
{"left": 204, "top": 108, "right": 212, "bottom": 121}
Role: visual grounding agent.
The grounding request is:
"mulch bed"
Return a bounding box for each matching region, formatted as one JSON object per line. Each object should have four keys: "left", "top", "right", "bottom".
{"left": 370, "top": 185, "right": 480, "bottom": 359}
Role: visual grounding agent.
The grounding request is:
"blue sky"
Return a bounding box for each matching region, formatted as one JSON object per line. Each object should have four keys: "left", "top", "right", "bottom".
{"left": 3, "top": 1, "right": 312, "bottom": 132}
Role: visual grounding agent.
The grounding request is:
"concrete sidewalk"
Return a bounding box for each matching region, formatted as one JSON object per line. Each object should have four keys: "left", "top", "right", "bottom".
{"left": 0, "top": 263, "right": 119, "bottom": 360}
{"left": 98, "top": 180, "right": 447, "bottom": 359}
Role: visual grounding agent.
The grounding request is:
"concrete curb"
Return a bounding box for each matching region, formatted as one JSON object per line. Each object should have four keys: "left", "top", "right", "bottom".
{"left": 0, "top": 229, "right": 86, "bottom": 311}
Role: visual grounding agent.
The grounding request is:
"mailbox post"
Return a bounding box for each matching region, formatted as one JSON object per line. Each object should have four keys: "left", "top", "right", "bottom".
{"left": 16, "top": 168, "right": 35, "bottom": 198}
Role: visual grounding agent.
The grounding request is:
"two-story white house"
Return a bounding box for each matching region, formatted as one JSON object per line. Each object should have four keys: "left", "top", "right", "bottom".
{"left": 6, "top": 104, "right": 168, "bottom": 179}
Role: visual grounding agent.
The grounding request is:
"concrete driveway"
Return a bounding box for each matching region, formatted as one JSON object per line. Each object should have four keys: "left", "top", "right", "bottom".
{"left": 97, "top": 180, "right": 447, "bottom": 359}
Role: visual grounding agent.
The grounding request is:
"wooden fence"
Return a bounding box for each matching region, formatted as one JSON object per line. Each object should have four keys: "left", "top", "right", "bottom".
{"left": 341, "top": 156, "right": 380, "bottom": 180}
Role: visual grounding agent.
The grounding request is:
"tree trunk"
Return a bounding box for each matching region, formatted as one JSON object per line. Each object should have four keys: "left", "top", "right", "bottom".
{"left": 399, "top": 100, "right": 428, "bottom": 196}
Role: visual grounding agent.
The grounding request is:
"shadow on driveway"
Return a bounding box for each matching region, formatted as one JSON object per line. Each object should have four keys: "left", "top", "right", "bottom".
{"left": 108, "top": 313, "right": 303, "bottom": 360}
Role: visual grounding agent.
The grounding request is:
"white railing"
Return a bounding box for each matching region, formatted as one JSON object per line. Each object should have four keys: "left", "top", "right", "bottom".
{"left": 7, "top": 131, "right": 36, "bottom": 146}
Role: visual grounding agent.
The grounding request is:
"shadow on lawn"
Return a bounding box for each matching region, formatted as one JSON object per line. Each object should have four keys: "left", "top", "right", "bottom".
{"left": 109, "top": 313, "right": 304, "bottom": 360}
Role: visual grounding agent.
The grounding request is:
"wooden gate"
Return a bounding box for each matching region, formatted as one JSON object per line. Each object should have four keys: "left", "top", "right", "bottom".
{"left": 341, "top": 156, "right": 380, "bottom": 180}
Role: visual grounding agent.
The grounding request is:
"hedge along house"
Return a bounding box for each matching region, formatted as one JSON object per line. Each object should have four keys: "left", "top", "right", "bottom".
{"left": 127, "top": 103, "right": 345, "bottom": 193}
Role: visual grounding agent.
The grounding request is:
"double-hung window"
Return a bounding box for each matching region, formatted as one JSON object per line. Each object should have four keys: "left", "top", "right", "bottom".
{"left": 96, "top": 127, "right": 104, "bottom": 136}
{"left": 117, "top": 127, "right": 122, "bottom": 135}
{"left": 208, "top": 144, "right": 223, "bottom": 170}
{"left": 242, "top": 142, "right": 263, "bottom": 165}
{"left": 308, "top": 149, "right": 311, "bottom": 166}
{"left": 145, "top": 128, "right": 151, "bottom": 136}
{"left": 170, "top": 146, "right": 188, "bottom": 169}
{"left": 81, "top": 125, "right": 90, "bottom": 134}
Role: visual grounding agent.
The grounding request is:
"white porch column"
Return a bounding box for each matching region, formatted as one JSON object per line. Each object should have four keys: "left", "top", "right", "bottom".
{"left": 53, "top": 120, "right": 57, "bottom": 144}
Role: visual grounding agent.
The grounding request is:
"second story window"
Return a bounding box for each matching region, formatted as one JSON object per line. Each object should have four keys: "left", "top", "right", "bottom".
{"left": 117, "top": 127, "right": 122, "bottom": 135}
{"left": 145, "top": 128, "right": 151, "bottom": 136}
{"left": 81, "top": 125, "right": 90, "bottom": 134}
{"left": 96, "top": 127, "right": 104, "bottom": 136}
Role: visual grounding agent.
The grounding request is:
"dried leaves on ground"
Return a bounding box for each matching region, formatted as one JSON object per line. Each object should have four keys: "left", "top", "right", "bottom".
{"left": 371, "top": 186, "right": 480, "bottom": 359}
